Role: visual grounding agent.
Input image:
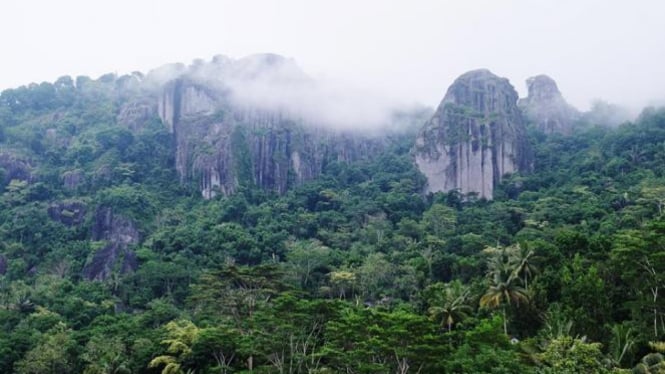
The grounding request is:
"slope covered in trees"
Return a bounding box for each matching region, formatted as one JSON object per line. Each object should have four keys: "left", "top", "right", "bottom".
{"left": 2, "top": 74, "right": 665, "bottom": 373}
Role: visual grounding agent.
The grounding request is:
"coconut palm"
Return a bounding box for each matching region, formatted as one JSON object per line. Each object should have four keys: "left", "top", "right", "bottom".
{"left": 480, "top": 246, "right": 529, "bottom": 335}
{"left": 427, "top": 280, "right": 472, "bottom": 332}
{"left": 510, "top": 244, "right": 540, "bottom": 290}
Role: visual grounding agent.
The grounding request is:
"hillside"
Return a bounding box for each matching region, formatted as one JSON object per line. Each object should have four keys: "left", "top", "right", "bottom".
{"left": 2, "top": 56, "right": 665, "bottom": 373}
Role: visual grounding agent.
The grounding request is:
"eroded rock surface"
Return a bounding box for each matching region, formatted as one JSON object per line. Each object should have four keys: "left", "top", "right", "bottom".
{"left": 414, "top": 69, "right": 531, "bottom": 199}
{"left": 0, "top": 152, "right": 32, "bottom": 184}
{"left": 154, "top": 55, "right": 391, "bottom": 199}
{"left": 518, "top": 74, "right": 580, "bottom": 135}
{"left": 83, "top": 207, "right": 139, "bottom": 280}
{"left": 48, "top": 201, "right": 87, "bottom": 227}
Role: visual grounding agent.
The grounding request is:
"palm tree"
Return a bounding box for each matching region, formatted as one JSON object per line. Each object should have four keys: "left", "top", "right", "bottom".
{"left": 427, "top": 280, "right": 472, "bottom": 332}
{"left": 480, "top": 245, "right": 529, "bottom": 335}
{"left": 510, "top": 244, "right": 540, "bottom": 290}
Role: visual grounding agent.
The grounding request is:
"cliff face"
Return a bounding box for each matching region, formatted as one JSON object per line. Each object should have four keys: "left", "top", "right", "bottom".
{"left": 153, "top": 56, "right": 390, "bottom": 198}
{"left": 518, "top": 75, "right": 580, "bottom": 135}
{"left": 414, "top": 69, "right": 531, "bottom": 199}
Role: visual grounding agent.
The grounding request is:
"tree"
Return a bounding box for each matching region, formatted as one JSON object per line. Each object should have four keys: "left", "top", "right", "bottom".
{"left": 536, "top": 336, "right": 610, "bottom": 374}
{"left": 284, "top": 239, "right": 332, "bottom": 290}
{"left": 14, "top": 322, "right": 76, "bottom": 374}
{"left": 510, "top": 243, "right": 540, "bottom": 290}
{"left": 480, "top": 245, "right": 529, "bottom": 335}
{"left": 425, "top": 280, "right": 472, "bottom": 332}
{"left": 191, "top": 326, "right": 240, "bottom": 374}
{"left": 149, "top": 319, "right": 200, "bottom": 374}
{"left": 445, "top": 316, "right": 529, "bottom": 373}
{"left": 188, "top": 265, "right": 286, "bottom": 371}
{"left": 81, "top": 335, "right": 130, "bottom": 374}
{"left": 611, "top": 226, "right": 665, "bottom": 338}
{"left": 421, "top": 203, "right": 457, "bottom": 238}
{"left": 323, "top": 307, "right": 448, "bottom": 373}
{"left": 559, "top": 255, "right": 611, "bottom": 341}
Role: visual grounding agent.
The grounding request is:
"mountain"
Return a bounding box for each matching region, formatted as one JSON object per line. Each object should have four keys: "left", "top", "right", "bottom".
{"left": 518, "top": 74, "right": 580, "bottom": 135}
{"left": 4, "top": 54, "right": 665, "bottom": 373}
{"left": 413, "top": 69, "right": 532, "bottom": 199}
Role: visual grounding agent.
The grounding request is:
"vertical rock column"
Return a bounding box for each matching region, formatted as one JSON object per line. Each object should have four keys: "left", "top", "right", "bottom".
{"left": 414, "top": 69, "right": 531, "bottom": 199}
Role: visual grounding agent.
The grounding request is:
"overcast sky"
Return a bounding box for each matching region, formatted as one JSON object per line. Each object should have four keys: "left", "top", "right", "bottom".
{"left": 2, "top": 0, "right": 664, "bottom": 111}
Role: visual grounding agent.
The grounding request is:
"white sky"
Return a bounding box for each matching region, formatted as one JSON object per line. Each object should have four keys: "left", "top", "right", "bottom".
{"left": 1, "top": 0, "right": 664, "bottom": 111}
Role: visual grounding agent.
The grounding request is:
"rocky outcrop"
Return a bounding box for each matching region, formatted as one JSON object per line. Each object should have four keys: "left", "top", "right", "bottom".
{"left": 0, "top": 152, "right": 31, "bottom": 184}
{"left": 48, "top": 201, "right": 87, "bottom": 227}
{"left": 518, "top": 75, "right": 579, "bottom": 135}
{"left": 83, "top": 207, "right": 139, "bottom": 280}
{"left": 154, "top": 56, "right": 390, "bottom": 199}
{"left": 172, "top": 107, "right": 387, "bottom": 198}
{"left": 62, "top": 169, "right": 85, "bottom": 190}
{"left": 414, "top": 69, "right": 531, "bottom": 199}
{"left": 117, "top": 99, "right": 158, "bottom": 131}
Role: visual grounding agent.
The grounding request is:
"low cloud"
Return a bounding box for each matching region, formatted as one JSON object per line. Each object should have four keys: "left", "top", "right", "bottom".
{"left": 147, "top": 54, "right": 419, "bottom": 133}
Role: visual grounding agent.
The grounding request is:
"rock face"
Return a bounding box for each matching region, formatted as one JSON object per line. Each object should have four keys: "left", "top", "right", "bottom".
{"left": 153, "top": 55, "right": 390, "bottom": 199}
{"left": 414, "top": 69, "right": 531, "bottom": 199}
{"left": 518, "top": 75, "right": 579, "bottom": 135}
{"left": 117, "top": 99, "right": 158, "bottom": 131}
{"left": 0, "top": 152, "right": 31, "bottom": 184}
{"left": 48, "top": 201, "right": 87, "bottom": 227}
{"left": 62, "top": 169, "right": 85, "bottom": 190}
{"left": 83, "top": 207, "right": 139, "bottom": 280}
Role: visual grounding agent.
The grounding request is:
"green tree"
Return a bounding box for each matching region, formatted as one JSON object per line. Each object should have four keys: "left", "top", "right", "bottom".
{"left": 536, "top": 336, "right": 609, "bottom": 374}
{"left": 14, "top": 322, "right": 76, "bottom": 374}
{"left": 81, "top": 335, "right": 130, "bottom": 374}
{"left": 149, "top": 319, "right": 200, "bottom": 374}
{"left": 480, "top": 245, "right": 529, "bottom": 335}
{"left": 425, "top": 280, "right": 472, "bottom": 332}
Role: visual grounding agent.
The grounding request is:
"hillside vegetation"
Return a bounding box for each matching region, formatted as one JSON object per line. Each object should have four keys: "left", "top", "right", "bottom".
{"left": 2, "top": 75, "right": 665, "bottom": 373}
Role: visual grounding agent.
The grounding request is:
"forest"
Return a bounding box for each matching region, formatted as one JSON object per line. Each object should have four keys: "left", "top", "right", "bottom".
{"left": 2, "top": 76, "right": 665, "bottom": 373}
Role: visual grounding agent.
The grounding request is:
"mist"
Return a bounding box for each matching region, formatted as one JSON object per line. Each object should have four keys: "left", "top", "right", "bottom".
{"left": 146, "top": 54, "right": 418, "bottom": 132}
{"left": 2, "top": 1, "right": 664, "bottom": 128}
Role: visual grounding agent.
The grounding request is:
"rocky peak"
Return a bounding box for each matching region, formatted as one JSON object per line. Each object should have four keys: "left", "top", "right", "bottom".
{"left": 525, "top": 75, "right": 560, "bottom": 101}
{"left": 414, "top": 69, "right": 531, "bottom": 199}
{"left": 150, "top": 54, "right": 391, "bottom": 199}
{"left": 518, "top": 74, "right": 579, "bottom": 135}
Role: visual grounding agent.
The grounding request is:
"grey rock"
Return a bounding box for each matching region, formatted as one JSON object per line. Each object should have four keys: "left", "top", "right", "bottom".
{"left": 91, "top": 206, "right": 140, "bottom": 244}
{"left": 155, "top": 58, "right": 389, "bottom": 199}
{"left": 83, "top": 207, "right": 139, "bottom": 281}
{"left": 414, "top": 69, "right": 531, "bottom": 199}
{"left": 0, "top": 152, "right": 31, "bottom": 184}
{"left": 518, "top": 75, "right": 580, "bottom": 135}
{"left": 117, "top": 99, "right": 158, "bottom": 131}
{"left": 48, "top": 201, "right": 87, "bottom": 227}
{"left": 62, "top": 169, "right": 85, "bottom": 190}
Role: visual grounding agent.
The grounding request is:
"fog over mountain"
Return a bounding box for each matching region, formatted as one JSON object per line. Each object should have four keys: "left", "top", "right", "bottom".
{"left": 2, "top": 0, "right": 664, "bottom": 119}
{"left": 141, "top": 53, "right": 419, "bottom": 131}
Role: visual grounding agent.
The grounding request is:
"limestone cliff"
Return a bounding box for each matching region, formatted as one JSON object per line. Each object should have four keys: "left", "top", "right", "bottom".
{"left": 414, "top": 69, "right": 531, "bottom": 199}
{"left": 518, "top": 75, "right": 580, "bottom": 135}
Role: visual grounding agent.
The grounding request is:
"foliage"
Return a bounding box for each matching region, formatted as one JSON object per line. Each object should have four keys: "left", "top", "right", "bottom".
{"left": 2, "top": 74, "right": 665, "bottom": 372}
